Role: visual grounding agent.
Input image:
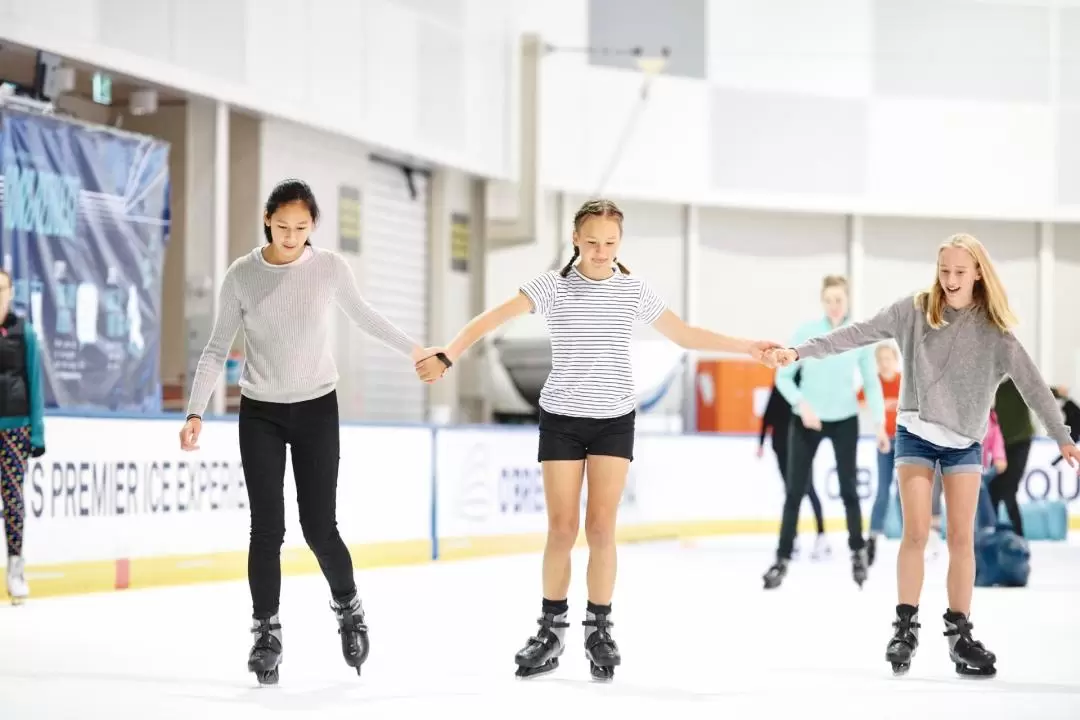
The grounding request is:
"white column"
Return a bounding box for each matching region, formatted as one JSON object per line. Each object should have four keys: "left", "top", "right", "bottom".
{"left": 681, "top": 203, "right": 700, "bottom": 432}
{"left": 846, "top": 214, "right": 865, "bottom": 319}
{"left": 210, "top": 100, "right": 230, "bottom": 416}
{"left": 1037, "top": 221, "right": 1055, "bottom": 379}
{"left": 427, "top": 168, "right": 454, "bottom": 424}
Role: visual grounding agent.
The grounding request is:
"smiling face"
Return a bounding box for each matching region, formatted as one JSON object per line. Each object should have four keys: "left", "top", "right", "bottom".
{"left": 573, "top": 214, "right": 622, "bottom": 275}
{"left": 938, "top": 245, "right": 981, "bottom": 309}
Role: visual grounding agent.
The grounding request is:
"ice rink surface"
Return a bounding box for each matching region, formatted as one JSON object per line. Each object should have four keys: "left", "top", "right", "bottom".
{"left": 3, "top": 534, "right": 1079, "bottom": 720}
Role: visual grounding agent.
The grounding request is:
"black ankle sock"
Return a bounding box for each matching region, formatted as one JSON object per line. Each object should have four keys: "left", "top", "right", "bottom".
{"left": 542, "top": 597, "right": 568, "bottom": 615}
{"left": 586, "top": 601, "right": 611, "bottom": 616}
{"left": 896, "top": 603, "right": 918, "bottom": 617}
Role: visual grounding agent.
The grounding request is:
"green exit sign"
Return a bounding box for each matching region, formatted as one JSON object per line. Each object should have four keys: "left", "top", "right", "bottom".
{"left": 92, "top": 72, "right": 112, "bottom": 105}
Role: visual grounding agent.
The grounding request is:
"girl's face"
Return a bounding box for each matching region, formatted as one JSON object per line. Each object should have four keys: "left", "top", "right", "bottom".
{"left": 264, "top": 201, "right": 314, "bottom": 261}
{"left": 573, "top": 215, "right": 622, "bottom": 273}
{"left": 876, "top": 345, "right": 899, "bottom": 377}
{"left": 938, "top": 246, "right": 980, "bottom": 308}
{"left": 821, "top": 285, "right": 848, "bottom": 324}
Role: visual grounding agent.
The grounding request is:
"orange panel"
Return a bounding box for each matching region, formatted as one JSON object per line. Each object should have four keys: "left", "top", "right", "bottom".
{"left": 696, "top": 359, "right": 776, "bottom": 433}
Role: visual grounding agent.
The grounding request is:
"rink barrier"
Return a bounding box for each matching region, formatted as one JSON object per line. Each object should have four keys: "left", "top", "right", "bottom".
{"left": 9, "top": 412, "right": 1078, "bottom": 601}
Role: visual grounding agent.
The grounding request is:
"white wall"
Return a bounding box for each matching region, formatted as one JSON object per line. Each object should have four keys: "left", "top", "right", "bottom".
{"left": 0, "top": 0, "right": 516, "bottom": 180}
{"left": 1053, "top": 224, "right": 1080, "bottom": 390}
{"left": 697, "top": 208, "right": 848, "bottom": 345}
{"left": 513, "top": 0, "right": 1080, "bottom": 220}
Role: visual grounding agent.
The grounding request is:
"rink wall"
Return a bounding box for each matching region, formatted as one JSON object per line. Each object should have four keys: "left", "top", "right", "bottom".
{"left": 14, "top": 415, "right": 1080, "bottom": 599}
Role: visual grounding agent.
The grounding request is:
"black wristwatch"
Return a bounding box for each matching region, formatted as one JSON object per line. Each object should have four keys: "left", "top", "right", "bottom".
{"left": 435, "top": 352, "right": 453, "bottom": 369}
{"left": 186, "top": 413, "right": 201, "bottom": 422}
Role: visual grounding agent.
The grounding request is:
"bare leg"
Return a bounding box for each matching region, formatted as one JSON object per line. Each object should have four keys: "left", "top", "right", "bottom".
{"left": 541, "top": 460, "right": 586, "bottom": 601}
{"left": 941, "top": 472, "right": 981, "bottom": 615}
{"left": 583, "top": 454, "right": 630, "bottom": 606}
{"left": 896, "top": 465, "right": 934, "bottom": 605}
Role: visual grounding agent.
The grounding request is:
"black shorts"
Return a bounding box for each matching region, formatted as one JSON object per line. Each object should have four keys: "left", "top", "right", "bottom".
{"left": 537, "top": 408, "right": 636, "bottom": 462}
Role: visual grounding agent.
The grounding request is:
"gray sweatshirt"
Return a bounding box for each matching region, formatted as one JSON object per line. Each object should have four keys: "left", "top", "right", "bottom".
{"left": 793, "top": 294, "right": 1072, "bottom": 448}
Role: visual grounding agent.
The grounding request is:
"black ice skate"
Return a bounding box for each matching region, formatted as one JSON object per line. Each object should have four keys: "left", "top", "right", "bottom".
{"left": 763, "top": 558, "right": 788, "bottom": 590}
{"left": 583, "top": 608, "right": 620, "bottom": 681}
{"left": 514, "top": 610, "right": 569, "bottom": 678}
{"left": 851, "top": 547, "right": 868, "bottom": 588}
{"left": 885, "top": 604, "right": 920, "bottom": 676}
{"left": 332, "top": 593, "right": 370, "bottom": 676}
{"left": 248, "top": 615, "right": 283, "bottom": 686}
{"left": 943, "top": 610, "right": 996, "bottom": 678}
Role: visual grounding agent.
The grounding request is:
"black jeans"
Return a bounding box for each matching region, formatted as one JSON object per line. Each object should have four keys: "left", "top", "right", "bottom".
{"left": 772, "top": 435, "right": 825, "bottom": 535}
{"left": 777, "top": 415, "right": 863, "bottom": 560}
{"left": 989, "top": 439, "right": 1031, "bottom": 536}
{"left": 239, "top": 390, "right": 355, "bottom": 618}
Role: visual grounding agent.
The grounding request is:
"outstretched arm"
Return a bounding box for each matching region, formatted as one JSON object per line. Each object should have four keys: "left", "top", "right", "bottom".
{"left": 999, "top": 333, "right": 1075, "bottom": 448}
{"left": 446, "top": 293, "right": 532, "bottom": 363}
{"left": 652, "top": 310, "right": 780, "bottom": 360}
{"left": 791, "top": 299, "right": 903, "bottom": 362}
{"left": 333, "top": 255, "right": 425, "bottom": 360}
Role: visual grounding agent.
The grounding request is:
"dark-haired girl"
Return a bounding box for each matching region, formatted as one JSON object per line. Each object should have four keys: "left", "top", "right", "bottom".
{"left": 180, "top": 179, "right": 448, "bottom": 684}
{"left": 423, "top": 198, "right": 781, "bottom": 681}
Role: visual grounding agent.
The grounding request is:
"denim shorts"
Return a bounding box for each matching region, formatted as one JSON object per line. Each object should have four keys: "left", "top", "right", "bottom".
{"left": 894, "top": 425, "right": 983, "bottom": 475}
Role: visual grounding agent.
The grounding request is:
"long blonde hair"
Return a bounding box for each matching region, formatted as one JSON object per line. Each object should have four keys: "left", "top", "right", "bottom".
{"left": 914, "top": 233, "right": 1017, "bottom": 332}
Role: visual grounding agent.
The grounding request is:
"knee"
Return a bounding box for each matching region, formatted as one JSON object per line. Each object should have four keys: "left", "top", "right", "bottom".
{"left": 584, "top": 512, "right": 617, "bottom": 549}
{"left": 946, "top": 524, "right": 974, "bottom": 552}
{"left": 901, "top": 525, "right": 929, "bottom": 550}
{"left": 300, "top": 515, "right": 340, "bottom": 553}
{"left": 547, "top": 514, "right": 579, "bottom": 552}
{"left": 250, "top": 519, "right": 285, "bottom": 549}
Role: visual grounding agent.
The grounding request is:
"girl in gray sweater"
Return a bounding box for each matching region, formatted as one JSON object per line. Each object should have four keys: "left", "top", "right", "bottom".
{"left": 770, "top": 233, "right": 1079, "bottom": 679}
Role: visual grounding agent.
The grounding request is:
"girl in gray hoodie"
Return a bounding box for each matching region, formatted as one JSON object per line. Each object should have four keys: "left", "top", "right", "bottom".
{"left": 770, "top": 233, "right": 1078, "bottom": 679}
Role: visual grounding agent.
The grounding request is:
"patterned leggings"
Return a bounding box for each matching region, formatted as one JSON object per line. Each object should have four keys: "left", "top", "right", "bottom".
{"left": 0, "top": 427, "right": 30, "bottom": 558}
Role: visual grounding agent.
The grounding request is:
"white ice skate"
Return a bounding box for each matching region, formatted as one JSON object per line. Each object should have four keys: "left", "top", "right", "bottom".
{"left": 810, "top": 534, "right": 832, "bottom": 561}
{"left": 6, "top": 556, "right": 28, "bottom": 605}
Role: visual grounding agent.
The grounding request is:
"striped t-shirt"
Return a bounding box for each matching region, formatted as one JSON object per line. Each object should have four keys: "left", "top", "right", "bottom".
{"left": 520, "top": 267, "right": 666, "bottom": 418}
{"left": 186, "top": 245, "right": 417, "bottom": 417}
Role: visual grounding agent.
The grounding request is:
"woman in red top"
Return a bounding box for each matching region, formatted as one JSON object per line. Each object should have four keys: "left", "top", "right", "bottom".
{"left": 867, "top": 342, "right": 901, "bottom": 566}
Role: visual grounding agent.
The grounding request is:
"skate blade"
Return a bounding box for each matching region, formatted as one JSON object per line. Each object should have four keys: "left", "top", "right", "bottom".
{"left": 253, "top": 668, "right": 280, "bottom": 686}
{"left": 955, "top": 663, "right": 996, "bottom": 679}
{"left": 515, "top": 658, "right": 559, "bottom": 679}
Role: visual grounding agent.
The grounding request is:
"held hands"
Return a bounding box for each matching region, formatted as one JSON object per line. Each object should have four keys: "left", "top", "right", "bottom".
{"left": 762, "top": 347, "right": 798, "bottom": 369}
{"left": 413, "top": 346, "right": 453, "bottom": 384}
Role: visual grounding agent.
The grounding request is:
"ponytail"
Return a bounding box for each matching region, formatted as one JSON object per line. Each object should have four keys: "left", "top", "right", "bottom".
{"left": 560, "top": 245, "right": 579, "bottom": 277}
{"left": 615, "top": 259, "right": 630, "bottom": 274}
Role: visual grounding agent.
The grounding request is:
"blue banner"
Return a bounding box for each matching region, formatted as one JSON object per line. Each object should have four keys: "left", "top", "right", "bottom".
{"left": 0, "top": 109, "right": 170, "bottom": 412}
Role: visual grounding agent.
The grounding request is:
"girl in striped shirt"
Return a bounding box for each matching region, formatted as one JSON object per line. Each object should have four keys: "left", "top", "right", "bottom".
{"left": 424, "top": 199, "right": 780, "bottom": 681}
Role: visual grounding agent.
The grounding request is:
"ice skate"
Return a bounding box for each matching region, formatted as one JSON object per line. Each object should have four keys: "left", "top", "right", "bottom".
{"left": 332, "top": 593, "right": 370, "bottom": 676}
{"left": 763, "top": 558, "right": 789, "bottom": 590}
{"left": 514, "top": 609, "right": 568, "bottom": 678}
{"left": 943, "top": 611, "right": 996, "bottom": 678}
{"left": 248, "top": 615, "right": 283, "bottom": 686}
{"left": 885, "top": 604, "right": 920, "bottom": 676}
{"left": 583, "top": 607, "right": 620, "bottom": 682}
{"left": 851, "top": 547, "right": 868, "bottom": 588}
{"left": 6, "top": 556, "right": 28, "bottom": 605}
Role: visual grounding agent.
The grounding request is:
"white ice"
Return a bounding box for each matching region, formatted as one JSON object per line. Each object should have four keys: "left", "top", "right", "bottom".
{"left": 2, "top": 534, "right": 1079, "bottom": 720}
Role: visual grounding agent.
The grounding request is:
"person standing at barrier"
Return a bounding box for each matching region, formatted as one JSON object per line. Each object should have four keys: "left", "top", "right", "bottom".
{"left": 767, "top": 233, "right": 1080, "bottom": 679}
{"left": 757, "top": 369, "right": 828, "bottom": 559}
{"left": 417, "top": 198, "right": 781, "bottom": 682}
{"left": 989, "top": 378, "right": 1033, "bottom": 535}
{"left": 867, "top": 341, "right": 902, "bottom": 567}
{"left": 178, "top": 179, "right": 448, "bottom": 685}
{"left": 762, "top": 275, "right": 888, "bottom": 591}
{"left": 0, "top": 270, "right": 46, "bottom": 606}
